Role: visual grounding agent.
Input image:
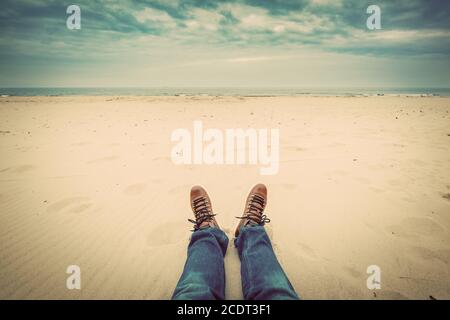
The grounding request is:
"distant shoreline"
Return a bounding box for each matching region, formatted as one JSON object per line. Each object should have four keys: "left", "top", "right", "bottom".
{"left": 1, "top": 87, "right": 449, "bottom": 97}
{"left": 0, "top": 95, "right": 450, "bottom": 104}
{"left": 0, "top": 94, "right": 447, "bottom": 98}
{"left": 1, "top": 94, "right": 448, "bottom": 99}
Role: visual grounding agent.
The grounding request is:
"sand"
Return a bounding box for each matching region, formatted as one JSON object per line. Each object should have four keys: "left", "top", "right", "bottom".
{"left": 0, "top": 95, "right": 449, "bottom": 300}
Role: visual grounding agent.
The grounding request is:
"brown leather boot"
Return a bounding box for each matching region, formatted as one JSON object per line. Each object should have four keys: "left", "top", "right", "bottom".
{"left": 188, "top": 185, "right": 220, "bottom": 231}
{"left": 235, "top": 184, "right": 270, "bottom": 237}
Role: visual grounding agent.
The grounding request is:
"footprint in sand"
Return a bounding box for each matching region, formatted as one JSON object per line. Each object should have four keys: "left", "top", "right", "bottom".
{"left": 297, "top": 242, "right": 318, "bottom": 260}
{"left": 441, "top": 193, "right": 450, "bottom": 201}
{"left": 368, "top": 186, "right": 385, "bottom": 194}
{"left": 123, "top": 183, "right": 147, "bottom": 196}
{"left": 409, "top": 246, "right": 449, "bottom": 265}
{"left": 152, "top": 156, "right": 171, "bottom": 162}
{"left": 69, "top": 203, "right": 93, "bottom": 214}
{"left": 376, "top": 290, "right": 408, "bottom": 299}
{"left": 388, "top": 179, "right": 402, "bottom": 187}
{"left": 71, "top": 141, "right": 91, "bottom": 147}
{"left": 87, "top": 156, "right": 119, "bottom": 164}
{"left": 0, "top": 164, "right": 35, "bottom": 174}
{"left": 146, "top": 222, "right": 187, "bottom": 246}
{"left": 436, "top": 248, "right": 450, "bottom": 264}
{"left": 46, "top": 197, "right": 92, "bottom": 214}
{"left": 388, "top": 223, "right": 419, "bottom": 241}
{"left": 280, "top": 184, "right": 297, "bottom": 190}
{"left": 332, "top": 170, "right": 349, "bottom": 176}
{"left": 355, "top": 177, "right": 371, "bottom": 185}
{"left": 326, "top": 142, "right": 346, "bottom": 148}
{"left": 14, "top": 165, "right": 34, "bottom": 173}
{"left": 283, "top": 146, "right": 307, "bottom": 152}
{"left": 402, "top": 217, "right": 445, "bottom": 236}
{"left": 368, "top": 164, "right": 388, "bottom": 171}
{"left": 343, "top": 266, "right": 362, "bottom": 279}
{"left": 169, "top": 185, "right": 191, "bottom": 194}
{"left": 389, "top": 217, "right": 445, "bottom": 240}
{"left": 408, "top": 159, "right": 427, "bottom": 166}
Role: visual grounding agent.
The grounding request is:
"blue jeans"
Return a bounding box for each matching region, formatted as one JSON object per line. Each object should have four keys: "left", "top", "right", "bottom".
{"left": 172, "top": 226, "right": 299, "bottom": 300}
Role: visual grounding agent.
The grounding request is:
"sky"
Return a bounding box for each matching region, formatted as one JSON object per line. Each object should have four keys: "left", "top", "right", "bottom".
{"left": 0, "top": 0, "right": 449, "bottom": 88}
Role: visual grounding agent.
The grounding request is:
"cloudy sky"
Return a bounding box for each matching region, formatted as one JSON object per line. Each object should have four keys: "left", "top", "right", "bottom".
{"left": 0, "top": 0, "right": 449, "bottom": 87}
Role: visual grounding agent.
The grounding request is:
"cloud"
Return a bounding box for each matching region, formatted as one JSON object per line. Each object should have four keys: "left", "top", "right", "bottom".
{"left": 226, "top": 55, "right": 292, "bottom": 63}
{"left": 1, "top": 0, "right": 449, "bottom": 55}
{"left": 0, "top": 0, "right": 449, "bottom": 87}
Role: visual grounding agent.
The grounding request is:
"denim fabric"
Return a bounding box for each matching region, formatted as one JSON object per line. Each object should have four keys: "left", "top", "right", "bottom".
{"left": 172, "top": 227, "right": 229, "bottom": 300}
{"left": 172, "top": 225, "right": 299, "bottom": 300}
{"left": 234, "top": 225, "right": 299, "bottom": 300}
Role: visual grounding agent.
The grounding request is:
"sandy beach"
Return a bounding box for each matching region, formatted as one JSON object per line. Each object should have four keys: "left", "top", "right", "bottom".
{"left": 0, "top": 95, "right": 449, "bottom": 299}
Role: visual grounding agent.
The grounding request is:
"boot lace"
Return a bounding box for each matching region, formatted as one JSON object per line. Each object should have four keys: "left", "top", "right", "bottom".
{"left": 237, "top": 193, "right": 270, "bottom": 226}
{"left": 188, "top": 196, "right": 216, "bottom": 231}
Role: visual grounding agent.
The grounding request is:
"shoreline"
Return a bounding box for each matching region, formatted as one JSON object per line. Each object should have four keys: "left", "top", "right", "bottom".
{"left": 0, "top": 94, "right": 448, "bottom": 100}
{"left": 1, "top": 87, "right": 449, "bottom": 99}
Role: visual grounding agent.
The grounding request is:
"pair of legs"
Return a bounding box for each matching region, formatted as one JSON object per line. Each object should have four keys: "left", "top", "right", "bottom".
{"left": 172, "top": 184, "right": 299, "bottom": 300}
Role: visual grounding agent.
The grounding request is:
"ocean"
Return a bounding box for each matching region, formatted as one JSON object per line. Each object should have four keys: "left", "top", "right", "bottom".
{"left": 1, "top": 87, "right": 449, "bottom": 97}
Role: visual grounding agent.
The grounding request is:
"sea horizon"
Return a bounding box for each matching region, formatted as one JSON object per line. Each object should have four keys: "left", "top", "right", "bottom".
{"left": 1, "top": 87, "right": 450, "bottom": 97}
